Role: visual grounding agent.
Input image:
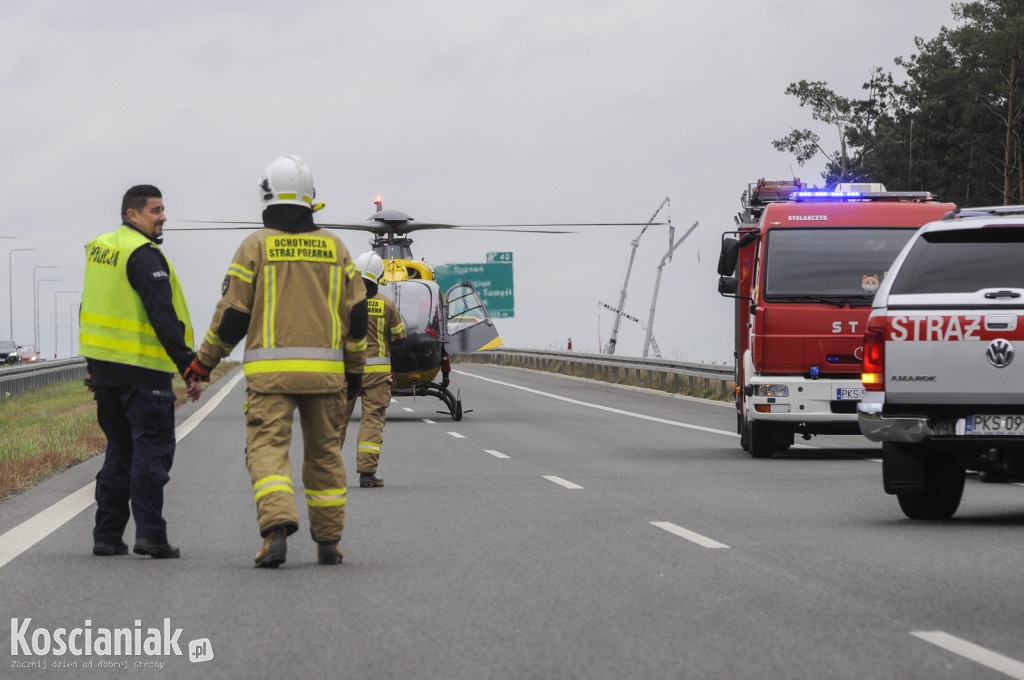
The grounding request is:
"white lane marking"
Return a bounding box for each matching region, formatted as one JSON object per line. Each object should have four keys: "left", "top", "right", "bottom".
{"left": 0, "top": 484, "right": 96, "bottom": 570}
{"left": 174, "top": 371, "right": 246, "bottom": 440}
{"left": 543, "top": 475, "right": 583, "bottom": 489}
{"left": 403, "top": 407, "right": 415, "bottom": 412}
{"left": 485, "top": 449, "right": 510, "bottom": 459}
{"left": 650, "top": 521, "right": 730, "bottom": 549}
{"left": 422, "top": 419, "right": 436, "bottom": 425}
{"left": 866, "top": 458, "right": 882, "bottom": 463}
{"left": 0, "top": 371, "right": 246, "bottom": 571}
{"left": 455, "top": 369, "right": 781, "bottom": 442}
{"left": 448, "top": 432, "right": 466, "bottom": 439}
{"left": 912, "top": 631, "right": 1024, "bottom": 679}
{"left": 1014, "top": 483, "right": 1024, "bottom": 488}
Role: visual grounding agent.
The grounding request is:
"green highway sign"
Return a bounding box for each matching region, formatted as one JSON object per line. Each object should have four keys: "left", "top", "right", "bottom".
{"left": 434, "top": 252, "right": 515, "bottom": 318}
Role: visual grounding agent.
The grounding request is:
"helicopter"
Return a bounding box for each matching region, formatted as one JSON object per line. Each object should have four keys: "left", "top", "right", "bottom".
{"left": 181, "top": 197, "right": 664, "bottom": 420}
{"left": 336, "top": 197, "right": 504, "bottom": 420}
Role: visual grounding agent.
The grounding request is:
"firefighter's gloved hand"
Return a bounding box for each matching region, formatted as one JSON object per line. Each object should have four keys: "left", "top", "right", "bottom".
{"left": 183, "top": 357, "right": 212, "bottom": 383}
{"left": 346, "top": 373, "right": 363, "bottom": 400}
{"left": 84, "top": 374, "right": 94, "bottom": 394}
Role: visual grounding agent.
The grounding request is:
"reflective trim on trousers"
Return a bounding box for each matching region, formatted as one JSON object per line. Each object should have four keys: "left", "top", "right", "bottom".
{"left": 304, "top": 487, "right": 347, "bottom": 507}
{"left": 254, "top": 475, "right": 293, "bottom": 501}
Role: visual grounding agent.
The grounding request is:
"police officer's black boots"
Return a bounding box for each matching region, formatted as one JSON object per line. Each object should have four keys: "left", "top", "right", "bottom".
{"left": 359, "top": 473, "right": 384, "bottom": 488}
{"left": 254, "top": 528, "right": 288, "bottom": 568}
{"left": 133, "top": 538, "right": 181, "bottom": 559}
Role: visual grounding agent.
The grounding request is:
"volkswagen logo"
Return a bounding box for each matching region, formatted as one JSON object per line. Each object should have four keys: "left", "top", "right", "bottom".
{"left": 986, "top": 339, "right": 1014, "bottom": 368}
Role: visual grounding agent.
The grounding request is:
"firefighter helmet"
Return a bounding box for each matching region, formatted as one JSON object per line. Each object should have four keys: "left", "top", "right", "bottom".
{"left": 354, "top": 251, "right": 386, "bottom": 286}
{"left": 259, "top": 154, "right": 322, "bottom": 210}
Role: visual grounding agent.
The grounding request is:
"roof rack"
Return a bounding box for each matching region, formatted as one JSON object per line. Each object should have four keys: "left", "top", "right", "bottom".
{"left": 943, "top": 205, "right": 1024, "bottom": 220}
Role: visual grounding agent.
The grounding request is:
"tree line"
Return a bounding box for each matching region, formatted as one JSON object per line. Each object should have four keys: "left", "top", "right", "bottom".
{"left": 773, "top": 0, "right": 1024, "bottom": 206}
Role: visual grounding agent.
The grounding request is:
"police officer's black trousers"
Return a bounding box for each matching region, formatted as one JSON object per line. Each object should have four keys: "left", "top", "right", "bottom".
{"left": 93, "top": 381, "right": 177, "bottom": 544}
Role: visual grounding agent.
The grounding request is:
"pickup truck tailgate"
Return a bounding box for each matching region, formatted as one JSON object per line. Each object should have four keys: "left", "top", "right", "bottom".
{"left": 884, "top": 309, "right": 1024, "bottom": 404}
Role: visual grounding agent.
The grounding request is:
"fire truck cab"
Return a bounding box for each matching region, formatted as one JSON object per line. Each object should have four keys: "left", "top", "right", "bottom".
{"left": 717, "top": 179, "right": 954, "bottom": 458}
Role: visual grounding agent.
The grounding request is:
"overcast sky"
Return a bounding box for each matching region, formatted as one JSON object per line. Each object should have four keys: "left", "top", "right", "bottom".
{"left": 1, "top": 0, "right": 957, "bottom": 364}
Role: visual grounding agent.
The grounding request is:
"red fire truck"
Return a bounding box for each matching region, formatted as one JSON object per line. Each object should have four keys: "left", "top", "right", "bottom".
{"left": 716, "top": 179, "right": 954, "bottom": 458}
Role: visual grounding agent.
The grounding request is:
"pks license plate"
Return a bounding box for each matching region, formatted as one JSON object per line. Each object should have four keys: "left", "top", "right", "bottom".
{"left": 958, "top": 415, "right": 1024, "bottom": 436}
{"left": 836, "top": 388, "right": 865, "bottom": 400}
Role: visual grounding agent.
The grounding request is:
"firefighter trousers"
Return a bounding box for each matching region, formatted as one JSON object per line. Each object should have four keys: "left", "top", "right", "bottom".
{"left": 342, "top": 381, "right": 391, "bottom": 474}
{"left": 245, "top": 390, "right": 348, "bottom": 543}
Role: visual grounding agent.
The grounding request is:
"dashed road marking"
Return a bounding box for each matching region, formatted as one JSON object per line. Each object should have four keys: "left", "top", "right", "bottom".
{"left": 912, "top": 631, "right": 1024, "bottom": 679}
{"left": 422, "top": 419, "right": 436, "bottom": 425}
{"left": 650, "top": 521, "right": 730, "bottom": 549}
{"left": 543, "top": 475, "right": 583, "bottom": 489}
{"left": 403, "top": 407, "right": 415, "bottom": 412}
{"left": 484, "top": 449, "right": 510, "bottom": 459}
{"left": 448, "top": 432, "right": 466, "bottom": 439}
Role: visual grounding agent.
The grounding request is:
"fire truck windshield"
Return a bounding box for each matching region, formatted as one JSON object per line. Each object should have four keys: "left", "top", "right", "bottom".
{"left": 763, "top": 227, "right": 917, "bottom": 299}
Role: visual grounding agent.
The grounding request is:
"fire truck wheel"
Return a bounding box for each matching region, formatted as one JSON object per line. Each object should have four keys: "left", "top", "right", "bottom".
{"left": 748, "top": 420, "right": 776, "bottom": 459}
{"left": 739, "top": 414, "right": 750, "bottom": 451}
{"left": 895, "top": 453, "right": 965, "bottom": 520}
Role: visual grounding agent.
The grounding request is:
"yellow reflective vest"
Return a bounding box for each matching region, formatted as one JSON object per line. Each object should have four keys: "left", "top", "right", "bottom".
{"left": 79, "top": 225, "right": 193, "bottom": 374}
{"left": 363, "top": 293, "right": 407, "bottom": 386}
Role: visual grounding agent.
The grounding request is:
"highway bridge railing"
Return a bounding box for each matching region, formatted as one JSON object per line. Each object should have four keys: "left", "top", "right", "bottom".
{"left": 455, "top": 348, "right": 735, "bottom": 401}
{"left": 0, "top": 358, "right": 88, "bottom": 399}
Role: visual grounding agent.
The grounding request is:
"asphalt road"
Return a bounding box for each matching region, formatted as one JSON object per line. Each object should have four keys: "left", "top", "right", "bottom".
{"left": 2, "top": 364, "right": 1023, "bottom": 679}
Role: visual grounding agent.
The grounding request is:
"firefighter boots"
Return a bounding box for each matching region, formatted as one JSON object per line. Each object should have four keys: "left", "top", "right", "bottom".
{"left": 359, "top": 473, "right": 384, "bottom": 488}
{"left": 254, "top": 528, "right": 288, "bottom": 568}
{"left": 317, "top": 542, "right": 343, "bottom": 565}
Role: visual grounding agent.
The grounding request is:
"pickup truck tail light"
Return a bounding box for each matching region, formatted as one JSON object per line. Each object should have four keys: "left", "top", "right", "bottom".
{"left": 861, "top": 318, "right": 886, "bottom": 391}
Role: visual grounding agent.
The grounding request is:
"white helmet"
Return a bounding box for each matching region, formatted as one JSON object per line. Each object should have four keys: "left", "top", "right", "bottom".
{"left": 259, "top": 154, "right": 323, "bottom": 210}
{"left": 354, "top": 251, "right": 385, "bottom": 286}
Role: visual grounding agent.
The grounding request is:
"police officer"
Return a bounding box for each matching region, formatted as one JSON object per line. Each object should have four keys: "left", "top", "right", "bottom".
{"left": 343, "top": 252, "right": 406, "bottom": 487}
{"left": 80, "top": 184, "right": 199, "bottom": 560}
{"left": 186, "top": 155, "right": 368, "bottom": 568}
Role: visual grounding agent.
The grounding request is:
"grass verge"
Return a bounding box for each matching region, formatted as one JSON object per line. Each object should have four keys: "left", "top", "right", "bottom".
{"left": 0, "top": 362, "right": 239, "bottom": 502}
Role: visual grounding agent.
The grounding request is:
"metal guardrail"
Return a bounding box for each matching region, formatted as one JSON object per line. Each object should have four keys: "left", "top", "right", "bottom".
{"left": 473, "top": 348, "right": 732, "bottom": 379}
{"left": 0, "top": 349, "right": 737, "bottom": 400}
{"left": 457, "top": 348, "right": 735, "bottom": 399}
{"left": 0, "top": 358, "right": 88, "bottom": 399}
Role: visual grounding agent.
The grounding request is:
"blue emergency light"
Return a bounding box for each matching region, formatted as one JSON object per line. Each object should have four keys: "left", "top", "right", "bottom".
{"left": 809, "top": 366, "right": 820, "bottom": 379}
{"left": 792, "top": 190, "right": 863, "bottom": 201}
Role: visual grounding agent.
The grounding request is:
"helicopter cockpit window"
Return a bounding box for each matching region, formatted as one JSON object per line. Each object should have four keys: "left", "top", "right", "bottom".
{"left": 446, "top": 283, "right": 489, "bottom": 335}
{"left": 381, "top": 280, "right": 442, "bottom": 335}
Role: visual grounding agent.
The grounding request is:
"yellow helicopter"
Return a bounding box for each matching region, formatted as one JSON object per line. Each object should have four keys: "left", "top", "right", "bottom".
{"left": 184, "top": 197, "right": 659, "bottom": 419}
{"left": 334, "top": 197, "right": 503, "bottom": 420}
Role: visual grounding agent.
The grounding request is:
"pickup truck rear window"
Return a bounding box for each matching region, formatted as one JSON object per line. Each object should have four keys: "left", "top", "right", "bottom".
{"left": 764, "top": 227, "right": 916, "bottom": 299}
{"left": 889, "top": 226, "right": 1024, "bottom": 294}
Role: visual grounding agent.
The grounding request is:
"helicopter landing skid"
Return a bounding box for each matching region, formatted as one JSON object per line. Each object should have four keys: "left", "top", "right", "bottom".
{"left": 431, "top": 385, "right": 469, "bottom": 421}
{"left": 394, "top": 382, "right": 469, "bottom": 421}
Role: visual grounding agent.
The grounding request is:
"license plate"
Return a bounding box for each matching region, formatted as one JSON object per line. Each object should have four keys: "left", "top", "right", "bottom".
{"left": 836, "top": 388, "right": 865, "bottom": 400}
{"left": 958, "top": 415, "right": 1024, "bottom": 436}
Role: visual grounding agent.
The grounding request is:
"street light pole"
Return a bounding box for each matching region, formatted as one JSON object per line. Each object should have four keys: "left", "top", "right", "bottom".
{"left": 33, "top": 265, "right": 61, "bottom": 350}
{"left": 8, "top": 248, "right": 36, "bottom": 340}
{"left": 69, "top": 303, "right": 80, "bottom": 357}
{"left": 36, "top": 278, "right": 61, "bottom": 354}
{"left": 55, "top": 291, "right": 79, "bottom": 360}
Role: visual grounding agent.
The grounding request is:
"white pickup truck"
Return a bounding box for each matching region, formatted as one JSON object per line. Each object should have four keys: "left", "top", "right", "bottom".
{"left": 858, "top": 207, "right": 1024, "bottom": 519}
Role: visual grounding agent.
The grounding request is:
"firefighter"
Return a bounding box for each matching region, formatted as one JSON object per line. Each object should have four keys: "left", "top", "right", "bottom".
{"left": 343, "top": 252, "right": 406, "bottom": 487}
{"left": 185, "top": 155, "right": 368, "bottom": 568}
{"left": 80, "top": 184, "right": 200, "bottom": 560}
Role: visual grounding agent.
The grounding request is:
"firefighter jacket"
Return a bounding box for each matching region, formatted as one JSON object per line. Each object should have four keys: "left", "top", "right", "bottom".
{"left": 363, "top": 292, "right": 407, "bottom": 387}
{"left": 197, "top": 228, "right": 367, "bottom": 393}
{"left": 80, "top": 225, "right": 194, "bottom": 375}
